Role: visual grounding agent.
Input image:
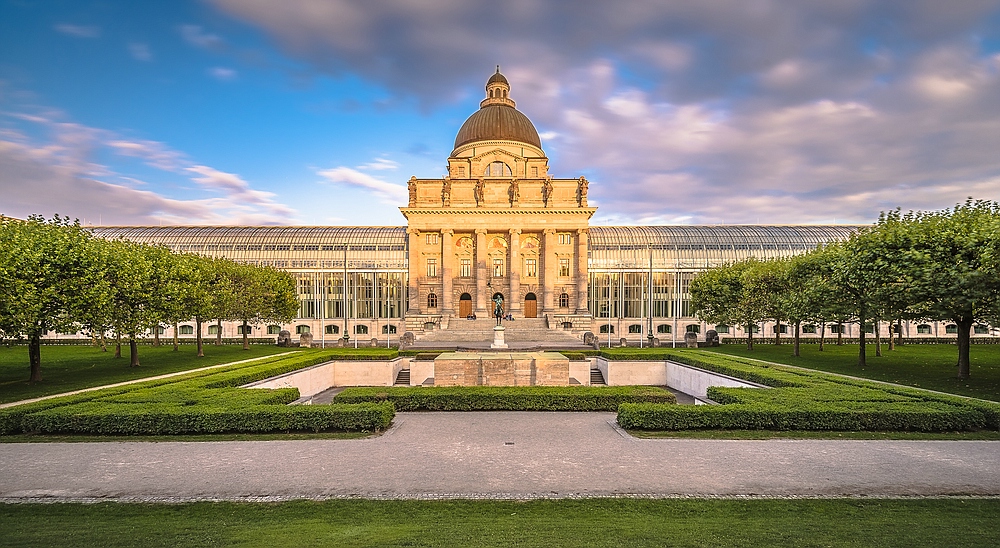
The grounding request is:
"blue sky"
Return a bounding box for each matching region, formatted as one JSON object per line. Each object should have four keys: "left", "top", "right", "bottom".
{"left": 3, "top": 0, "right": 1000, "bottom": 226}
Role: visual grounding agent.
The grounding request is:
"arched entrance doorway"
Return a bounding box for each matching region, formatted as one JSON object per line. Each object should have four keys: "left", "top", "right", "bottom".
{"left": 524, "top": 292, "right": 537, "bottom": 318}
{"left": 459, "top": 293, "right": 472, "bottom": 318}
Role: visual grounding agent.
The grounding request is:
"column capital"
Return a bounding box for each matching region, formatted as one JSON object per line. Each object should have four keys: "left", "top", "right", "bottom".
{"left": 441, "top": 228, "right": 454, "bottom": 236}
{"left": 542, "top": 228, "right": 557, "bottom": 235}
{"left": 576, "top": 228, "right": 589, "bottom": 236}
{"left": 406, "top": 228, "right": 421, "bottom": 235}
{"left": 475, "top": 228, "right": 489, "bottom": 235}
{"left": 509, "top": 228, "right": 522, "bottom": 235}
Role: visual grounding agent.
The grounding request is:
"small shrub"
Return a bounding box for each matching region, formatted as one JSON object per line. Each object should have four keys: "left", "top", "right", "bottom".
{"left": 335, "top": 385, "right": 675, "bottom": 411}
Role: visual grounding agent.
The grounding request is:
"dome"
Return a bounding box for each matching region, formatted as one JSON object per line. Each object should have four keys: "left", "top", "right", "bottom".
{"left": 453, "top": 104, "right": 542, "bottom": 150}
{"left": 453, "top": 68, "right": 542, "bottom": 151}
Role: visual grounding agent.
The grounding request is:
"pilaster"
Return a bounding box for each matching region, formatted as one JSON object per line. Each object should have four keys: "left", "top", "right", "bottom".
{"left": 441, "top": 229, "right": 454, "bottom": 315}
{"left": 475, "top": 228, "right": 488, "bottom": 313}
{"left": 576, "top": 228, "right": 589, "bottom": 314}
{"left": 509, "top": 228, "right": 521, "bottom": 312}
{"left": 542, "top": 228, "right": 557, "bottom": 313}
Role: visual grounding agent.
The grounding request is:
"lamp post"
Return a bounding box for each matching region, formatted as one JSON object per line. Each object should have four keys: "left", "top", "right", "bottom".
{"left": 647, "top": 242, "right": 655, "bottom": 348}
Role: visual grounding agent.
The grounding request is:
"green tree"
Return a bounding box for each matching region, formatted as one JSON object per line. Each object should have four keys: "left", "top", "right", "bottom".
{"left": 0, "top": 215, "right": 100, "bottom": 382}
{"left": 691, "top": 259, "right": 769, "bottom": 350}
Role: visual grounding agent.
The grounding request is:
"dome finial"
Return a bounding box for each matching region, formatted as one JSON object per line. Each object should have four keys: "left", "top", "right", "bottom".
{"left": 496, "top": 65, "right": 500, "bottom": 74}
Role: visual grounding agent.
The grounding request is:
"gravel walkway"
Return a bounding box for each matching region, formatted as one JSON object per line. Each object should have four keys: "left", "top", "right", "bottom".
{"left": 2, "top": 412, "right": 998, "bottom": 501}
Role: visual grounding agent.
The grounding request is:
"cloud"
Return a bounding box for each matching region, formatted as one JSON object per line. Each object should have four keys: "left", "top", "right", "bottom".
{"left": 128, "top": 43, "right": 152, "bottom": 62}
{"left": 0, "top": 106, "right": 296, "bottom": 225}
{"left": 358, "top": 157, "right": 398, "bottom": 170}
{"left": 208, "top": 67, "right": 238, "bottom": 81}
{"left": 180, "top": 24, "right": 225, "bottom": 51}
{"left": 54, "top": 24, "right": 100, "bottom": 38}
{"left": 317, "top": 166, "right": 408, "bottom": 203}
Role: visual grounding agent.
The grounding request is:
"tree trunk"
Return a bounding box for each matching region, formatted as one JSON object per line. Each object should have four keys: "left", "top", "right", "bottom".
{"left": 196, "top": 317, "right": 204, "bottom": 357}
{"left": 114, "top": 333, "right": 122, "bottom": 359}
{"left": 874, "top": 318, "right": 882, "bottom": 357}
{"left": 216, "top": 319, "right": 223, "bottom": 346}
{"left": 129, "top": 338, "right": 140, "bottom": 367}
{"left": 28, "top": 331, "right": 42, "bottom": 383}
{"left": 793, "top": 321, "right": 801, "bottom": 357}
{"left": 956, "top": 316, "right": 974, "bottom": 379}
{"left": 858, "top": 318, "right": 867, "bottom": 368}
{"left": 819, "top": 321, "right": 826, "bottom": 351}
{"left": 746, "top": 322, "right": 754, "bottom": 350}
{"left": 897, "top": 321, "right": 904, "bottom": 347}
{"left": 837, "top": 323, "right": 843, "bottom": 346}
{"left": 242, "top": 320, "right": 250, "bottom": 350}
{"left": 172, "top": 322, "right": 179, "bottom": 352}
{"left": 99, "top": 330, "right": 107, "bottom": 352}
{"left": 888, "top": 321, "right": 895, "bottom": 351}
{"left": 153, "top": 325, "right": 160, "bottom": 347}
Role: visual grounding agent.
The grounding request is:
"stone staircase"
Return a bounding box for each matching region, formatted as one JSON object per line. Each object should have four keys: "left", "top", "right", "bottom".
{"left": 411, "top": 317, "right": 586, "bottom": 348}
{"left": 590, "top": 368, "right": 606, "bottom": 385}
{"left": 394, "top": 369, "right": 410, "bottom": 386}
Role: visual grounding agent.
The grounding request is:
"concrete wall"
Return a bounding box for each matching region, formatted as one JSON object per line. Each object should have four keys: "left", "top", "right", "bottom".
{"left": 409, "top": 358, "right": 434, "bottom": 386}
{"left": 244, "top": 359, "right": 402, "bottom": 397}
{"left": 569, "top": 360, "right": 591, "bottom": 386}
{"left": 597, "top": 358, "right": 765, "bottom": 397}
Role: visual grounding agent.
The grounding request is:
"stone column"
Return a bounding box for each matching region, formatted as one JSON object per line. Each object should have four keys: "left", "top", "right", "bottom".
{"left": 406, "top": 228, "right": 420, "bottom": 314}
{"left": 475, "top": 228, "right": 488, "bottom": 314}
{"left": 542, "top": 228, "right": 557, "bottom": 313}
{"left": 509, "top": 228, "right": 521, "bottom": 313}
{"left": 576, "top": 228, "right": 589, "bottom": 314}
{"left": 441, "top": 229, "right": 454, "bottom": 316}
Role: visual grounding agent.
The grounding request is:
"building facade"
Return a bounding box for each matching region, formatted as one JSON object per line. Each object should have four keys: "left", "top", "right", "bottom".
{"left": 86, "top": 70, "right": 984, "bottom": 345}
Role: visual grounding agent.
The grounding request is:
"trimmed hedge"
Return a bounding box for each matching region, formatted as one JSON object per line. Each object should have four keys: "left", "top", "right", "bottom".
{"left": 616, "top": 350, "right": 1000, "bottom": 432}
{"left": 1, "top": 350, "right": 394, "bottom": 435}
{"left": 334, "top": 385, "right": 676, "bottom": 411}
{"left": 560, "top": 352, "right": 589, "bottom": 361}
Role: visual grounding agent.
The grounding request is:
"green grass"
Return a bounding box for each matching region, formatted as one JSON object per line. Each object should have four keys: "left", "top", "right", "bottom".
{"left": 0, "top": 344, "right": 296, "bottom": 404}
{"left": 702, "top": 343, "right": 1000, "bottom": 401}
{"left": 1, "top": 499, "right": 998, "bottom": 547}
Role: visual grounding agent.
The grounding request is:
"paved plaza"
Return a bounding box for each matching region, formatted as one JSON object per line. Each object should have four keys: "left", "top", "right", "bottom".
{"left": 2, "top": 412, "right": 999, "bottom": 501}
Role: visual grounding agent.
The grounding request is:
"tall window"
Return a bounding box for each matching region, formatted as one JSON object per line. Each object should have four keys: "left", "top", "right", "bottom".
{"left": 485, "top": 161, "right": 512, "bottom": 177}
{"left": 559, "top": 258, "right": 570, "bottom": 277}
{"left": 558, "top": 233, "right": 571, "bottom": 245}
{"left": 559, "top": 292, "right": 570, "bottom": 308}
{"left": 458, "top": 166, "right": 466, "bottom": 177}
{"left": 531, "top": 166, "right": 538, "bottom": 177}
{"left": 426, "top": 258, "right": 438, "bottom": 277}
{"left": 425, "top": 233, "right": 439, "bottom": 245}
{"left": 460, "top": 258, "right": 471, "bottom": 277}
{"left": 493, "top": 258, "right": 504, "bottom": 277}
{"left": 427, "top": 293, "right": 438, "bottom": 308}
{"left": 525, "top": 258, "right": 537, "bottom": 278}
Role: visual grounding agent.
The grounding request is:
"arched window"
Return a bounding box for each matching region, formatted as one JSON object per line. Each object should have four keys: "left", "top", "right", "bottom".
{"left": 828, "top": 324, "right": 844, "bottom": 334}
{"left": 484, "top": 161, "right": 512, "bottom": 177}
{"left": 355, "top": 325, "right": 369, "bottom": 335}
{"left": 657, "top": 324, "right": 671, "bottom": 334}
{"left": 179, "top": 325, "right": 194, "bottom": 335}
{"left": 237, "top": 325, "right": 252, "bottom": 335}
{"left": 153, "top": 326, "right": 165, "bottom": 335}
{"left": 686, "top": 324, "right": 700, "bottom": 334}
{"left": 974, "top": 324, "right": 989, "bottom": 335}
{"left": 296, "top": 325, "right": 310, "bottom": 334}
{"left": 559, "top": 293, "right": 570, "bottom": 308}
{"left": 599, "top": 324, "right": 615, "bottom": 333}
{"left": 208, "top": 325, "right": 220, "bottom": 335}
{"left": 382, "top": 324, "right": 397, "bottom": 334}
{"left": 801, "top": 324, "right": 816, "bottom": 334}
{"left": 427, "top": 293, "right": 438, "bottom": 308}
{"left": 561, "top": 322, "right": 573, "bottom": 329}
{"left": 325, "top": 325, "right": 339, "bottom": 335}
{"left": 715, "top": 324, "right": 730, "bottom": 334}
{"left": 267, "top": 325, "right": 281, "bottom": 335}
{"left": 945, "top": 324, "right": 959, "bottom": 334}
{"left": 772, "top": 324, "right": 788, "bottom": 334}
{"left": 916, "top": 324, "right": 931, "bottom": 334}
{"left": 628, "top": 324, "right": 642, "bottom": 334}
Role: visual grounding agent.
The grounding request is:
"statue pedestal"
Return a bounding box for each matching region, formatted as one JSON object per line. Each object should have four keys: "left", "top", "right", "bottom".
{"left": 490, "top": 326, "right": 508, "bottom": 349}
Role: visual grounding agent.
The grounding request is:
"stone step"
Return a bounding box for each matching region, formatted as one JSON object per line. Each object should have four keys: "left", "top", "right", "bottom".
{"left": 394, "top": 369, "right": 410, "bottom": 385}
{"left": 590, "top": 368, "right": 606, "bottom": 385}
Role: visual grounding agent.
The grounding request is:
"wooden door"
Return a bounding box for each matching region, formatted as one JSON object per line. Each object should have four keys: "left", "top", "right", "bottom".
{"left": 524, "top": 297, "right": 537, "bottom": 318}
{"left": 459, "top": 298, "right": 472, "bottom": 317}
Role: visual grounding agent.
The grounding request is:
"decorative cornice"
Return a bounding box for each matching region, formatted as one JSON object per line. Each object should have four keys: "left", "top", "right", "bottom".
{"left": 401, "top": 208, "right": 597, "bottom": 216}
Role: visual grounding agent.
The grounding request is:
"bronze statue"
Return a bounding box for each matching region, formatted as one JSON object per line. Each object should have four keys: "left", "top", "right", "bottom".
{"left": 493, "top": 293, "right": 505, "bottom": 326}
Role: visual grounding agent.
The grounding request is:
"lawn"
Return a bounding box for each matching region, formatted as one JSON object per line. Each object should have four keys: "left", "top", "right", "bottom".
{"left": 702, "top": 343, "right": 1000, "bottom": 401}
{"left": 0, "top": 344, "right": 297, "bottom": 404}
{"left": 1, "top": 499, "right": 997, "bottom": 547}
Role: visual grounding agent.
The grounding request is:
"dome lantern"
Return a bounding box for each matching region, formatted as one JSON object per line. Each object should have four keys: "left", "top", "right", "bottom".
{"left": 453, "top": 67, "right": 542, "bottom": 152}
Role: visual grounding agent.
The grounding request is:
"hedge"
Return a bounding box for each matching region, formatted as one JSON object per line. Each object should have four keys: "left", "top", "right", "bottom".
{"left": 1, "top": 350, "right": 394, "bottom": 435}
{"left": 616, "top": 350, "right": 1000, "bottom": 432}
{"left": 334, "top": 385, "right": 675, "bottom": 411}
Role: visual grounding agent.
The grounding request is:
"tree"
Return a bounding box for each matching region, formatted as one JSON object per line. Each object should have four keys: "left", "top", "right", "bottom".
{"left": 99, "top": 239, "right": 170, "bottom": 367}
{"left": 0, "top": 216, "right": 100, "bottom": 382}
{"left": 691, "top": 259, "right": 769, "bottom": 350}
{"left": 903, "top": 201, "right": 1000, "bottom": 379}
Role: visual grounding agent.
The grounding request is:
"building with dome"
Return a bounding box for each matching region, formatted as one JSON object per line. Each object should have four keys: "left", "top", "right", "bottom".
{"left": 92, "top": 68, "right": 965, "bottom": 347}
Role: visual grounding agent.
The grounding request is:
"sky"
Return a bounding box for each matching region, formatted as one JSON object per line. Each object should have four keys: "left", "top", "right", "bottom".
{"left": 2, "top": 0, "right": 1000, "bottom": 227}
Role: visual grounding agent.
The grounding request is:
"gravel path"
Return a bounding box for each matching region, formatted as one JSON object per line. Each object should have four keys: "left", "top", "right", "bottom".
{"left": 2, "top": 412, "right": 998, "bottom": 501}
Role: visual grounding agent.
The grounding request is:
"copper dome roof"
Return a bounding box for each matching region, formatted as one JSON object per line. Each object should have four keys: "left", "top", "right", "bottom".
{"left": 453, "top": 103, "right": 542, "bottom": 150}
